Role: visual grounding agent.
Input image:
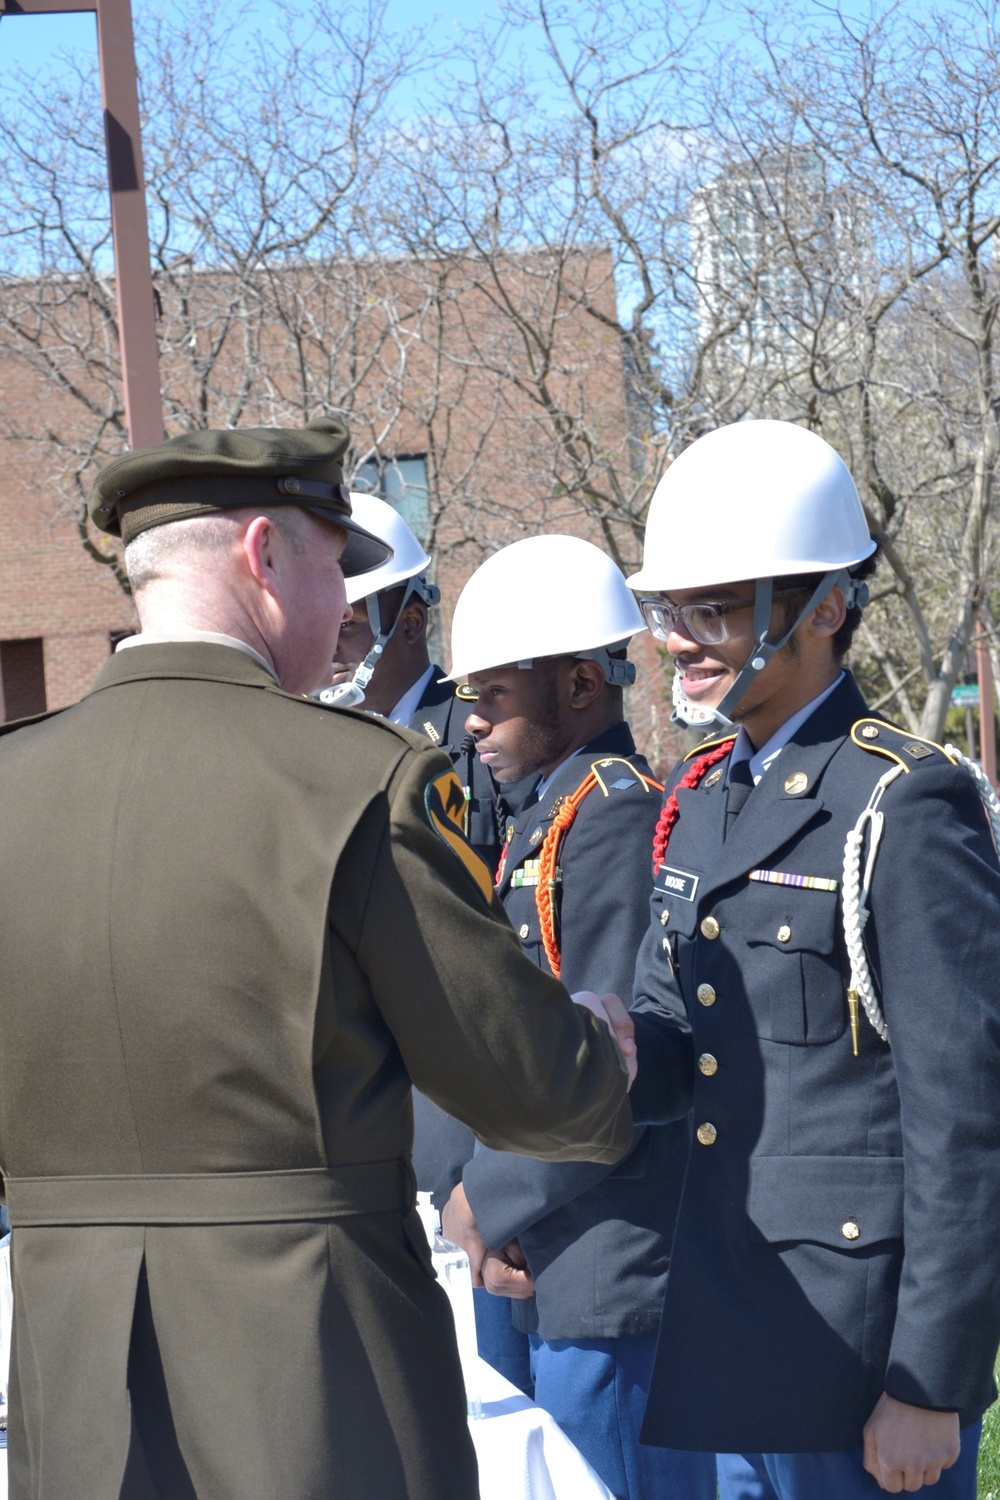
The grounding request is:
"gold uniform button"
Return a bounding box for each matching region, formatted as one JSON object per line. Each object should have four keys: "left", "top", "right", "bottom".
{"left": 777, "top": 924, "right": 792, "bottom": 943}
{"left": 698, "top": 1053, "right": 719, "bottom": 1076}
{"left": 518, "top": 923, "right": 530, "bottom": 940}
{"left": 700, "top": 916, "right": 721, "bottom": 940}
{"left": 841, "top": 1218, "right": 861, "bottom": 1241}
{"left": 697, "top": 984, "right": 717, "bottom": 1007}
{"left": 696, "top": 1122, "right": 717, "bottom": 1146}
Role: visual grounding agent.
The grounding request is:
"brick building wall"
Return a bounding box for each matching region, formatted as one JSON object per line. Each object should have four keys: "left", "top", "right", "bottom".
{"left": 0, "top": 248, "right": 684, "bottom": 768}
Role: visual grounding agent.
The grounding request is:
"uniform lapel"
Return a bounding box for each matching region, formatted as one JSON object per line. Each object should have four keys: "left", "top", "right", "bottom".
{"left": 700, "top": 675, "right": 868, "bottom": 899}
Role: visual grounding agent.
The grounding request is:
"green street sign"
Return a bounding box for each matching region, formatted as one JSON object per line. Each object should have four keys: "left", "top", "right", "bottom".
{"left": 951, "top": 684, "right": 980, "bottom": 706}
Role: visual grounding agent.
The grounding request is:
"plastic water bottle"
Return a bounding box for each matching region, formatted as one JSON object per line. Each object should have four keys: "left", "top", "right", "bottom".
{"left": 416, "top": 1192, "right": 482, "bottom": 1419}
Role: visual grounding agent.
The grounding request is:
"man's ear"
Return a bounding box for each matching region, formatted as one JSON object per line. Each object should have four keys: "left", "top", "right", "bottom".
{"left": 567, "top": 658, "right": 606, "bottom": 710}
{"left": 243, "top": 515, "right": 280, "bottom": 592}
{"left": 399, "top": 599, "right": 428, "bottom": 647}
{"left": 811, "top": 586, "right": 847, "bottom": 639}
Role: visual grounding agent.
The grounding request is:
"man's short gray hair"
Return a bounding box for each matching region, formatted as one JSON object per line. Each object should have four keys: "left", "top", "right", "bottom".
{"left": 124, "top": 507, "right": 311, "bottom": 592}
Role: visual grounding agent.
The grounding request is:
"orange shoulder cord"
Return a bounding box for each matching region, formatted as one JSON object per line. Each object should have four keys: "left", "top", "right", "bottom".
{"left": 535, "top": 765, "right": 664, "bottom": 979}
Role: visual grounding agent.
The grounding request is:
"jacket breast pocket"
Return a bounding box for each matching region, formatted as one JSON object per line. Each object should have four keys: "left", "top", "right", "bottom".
{"left": 744, "top": 888, "right": 846, "bottom": 1044}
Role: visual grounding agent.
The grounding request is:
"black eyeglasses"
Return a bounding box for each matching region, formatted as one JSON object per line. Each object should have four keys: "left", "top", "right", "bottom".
{"left": 639, "top": 589, "right": 805, "bottom": 646}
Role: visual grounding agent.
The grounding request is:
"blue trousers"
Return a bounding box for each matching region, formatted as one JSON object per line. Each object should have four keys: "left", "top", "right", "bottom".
{"left": 529, "top": 1334, "right": 717, "bottom": 1500}
{"left": 717, "top": 1421, "right": 981, "bottom": 1500}
{"left": 472, "top": 1287, "right": 534, "bottom": 1397}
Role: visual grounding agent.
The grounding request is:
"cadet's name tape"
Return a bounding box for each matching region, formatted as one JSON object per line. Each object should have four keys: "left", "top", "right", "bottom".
{"left": 749, "top": 869, "right": 839, "bottom": 892}
{"left": 655, "top": 866, "right": 699, "bottom": 902}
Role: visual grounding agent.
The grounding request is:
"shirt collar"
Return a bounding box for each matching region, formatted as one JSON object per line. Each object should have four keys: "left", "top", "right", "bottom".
{"left": 117, "top": 630, "right": 278, "bottom": 682}
{"left": 387, "top": 664, "right": 436, "bottom": 727}
{"left": 534, "top": 746, "right": 586, "bottom": 803}
{"left": 729, "top": 672, "right": 845, "bottom": 785}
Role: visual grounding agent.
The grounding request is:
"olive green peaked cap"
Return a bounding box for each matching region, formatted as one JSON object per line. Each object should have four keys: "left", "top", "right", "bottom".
{"left": 88, "top": 416, "right": 393, "bottom": 579}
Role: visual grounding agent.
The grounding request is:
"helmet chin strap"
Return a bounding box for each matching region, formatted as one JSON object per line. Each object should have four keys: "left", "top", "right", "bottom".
{"left": 318, "top": 574, "right": 441, "bottom": 709}
{"left": 319, "top": 592, "right": 389, "bottom": 708}
{"left": 671, "top": 570, "right": 866, "bottom": 732}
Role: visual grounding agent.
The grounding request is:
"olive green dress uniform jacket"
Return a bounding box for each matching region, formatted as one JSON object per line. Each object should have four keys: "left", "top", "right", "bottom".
{"left": 0, "top": 643, "right": 632, "bottom": 1500}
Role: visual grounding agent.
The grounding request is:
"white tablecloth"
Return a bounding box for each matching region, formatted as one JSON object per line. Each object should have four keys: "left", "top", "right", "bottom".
{"left": 469, "top": 1356, "right": 615, "bottom": 1500}
{"left": 0, "top": 1357, "right": 612, "bottom": 1500}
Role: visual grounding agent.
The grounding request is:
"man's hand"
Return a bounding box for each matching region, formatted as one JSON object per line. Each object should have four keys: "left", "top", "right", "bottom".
{"left": 441, "top": 1181, "right": 487, "bottom": 1287}
{"left": 572, "top": 989, "right": 637, "bottom": 1088}
{"left": 862, "top": 1393, "right": 960, "bottom": 1492}
{"left": 481, "top": 1239, "right": 536, "bottom": 1300}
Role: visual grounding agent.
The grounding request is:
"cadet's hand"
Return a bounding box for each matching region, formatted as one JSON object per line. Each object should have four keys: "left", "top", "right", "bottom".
{"left": 441, "top": 1182, "right": 488, "bottom": 1287}
{"left": 862, "top": 1393, "right": 960, "bottom": 1492}
{"left": 572, "top": 990, "right": 638, "bottom": 1088}
{"left": 481, "top": 1239, "right": 536, "bottom": 1300}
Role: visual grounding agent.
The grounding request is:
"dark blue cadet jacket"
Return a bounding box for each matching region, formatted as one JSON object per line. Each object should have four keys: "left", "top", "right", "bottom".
{"left": 460, "top": 722, "right": 692, "bottom": 1341}
{"left": 409, "top": 670, "right": 536, "bottom": 1209}
{"left": 630, "top": 673, "right": 1000, "bottom": 1454}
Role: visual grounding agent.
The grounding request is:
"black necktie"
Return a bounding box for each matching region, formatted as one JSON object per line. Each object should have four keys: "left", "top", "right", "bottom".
{"left": 725, "top": 757, "right": 755, "bottom": 838}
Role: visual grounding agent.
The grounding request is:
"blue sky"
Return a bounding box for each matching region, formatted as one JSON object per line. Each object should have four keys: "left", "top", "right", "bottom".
{"left": 0, "top": 1, "right": 503, "bottom": 81}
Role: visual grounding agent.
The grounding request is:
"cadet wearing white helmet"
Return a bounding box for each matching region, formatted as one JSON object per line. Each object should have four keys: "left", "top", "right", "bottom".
{"left": 625, "top": 420, "right": 1000, "bottom": 1500}
{"left": 320, "top": 493, "right": 528, "bottom": 868}
{"left": 438, "top": 534, "right": 717, "bottom": 1500}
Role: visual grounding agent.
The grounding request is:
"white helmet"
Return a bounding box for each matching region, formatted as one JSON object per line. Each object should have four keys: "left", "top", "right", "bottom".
{"left": 626, "top": 420, "right": 875, "bottom": 730}
{"left": 321, "top": 493, "right": 440, "bottom": 709}
{"left": 445, "top": 534, "right": 645, "bottom": 685}
{"left": 343, "top": 493, "right": 437, "bottom": 605}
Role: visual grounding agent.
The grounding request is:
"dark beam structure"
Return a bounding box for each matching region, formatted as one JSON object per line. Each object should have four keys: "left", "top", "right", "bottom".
{"left": 2, "top": 0, "right": 164, "bottom": 447}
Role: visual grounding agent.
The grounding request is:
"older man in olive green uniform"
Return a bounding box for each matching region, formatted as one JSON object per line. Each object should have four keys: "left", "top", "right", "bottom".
{"left": 0, "top": 417, "right": 633, "bottom": 1500}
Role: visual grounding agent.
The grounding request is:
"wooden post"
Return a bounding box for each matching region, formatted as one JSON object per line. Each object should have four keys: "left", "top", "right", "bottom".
{"left": 1, "top": 0, "right": 163, "bottom": 449}
{"left": 976, "top": 620, "right": 998, "bottom": 787}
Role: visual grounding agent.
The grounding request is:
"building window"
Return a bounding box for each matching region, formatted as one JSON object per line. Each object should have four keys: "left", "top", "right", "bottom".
{"left": 353, "top": 455, "right": 430, "bottom": 545}
{"left": 0, "top": 638, "right": 47, "bottom": 722}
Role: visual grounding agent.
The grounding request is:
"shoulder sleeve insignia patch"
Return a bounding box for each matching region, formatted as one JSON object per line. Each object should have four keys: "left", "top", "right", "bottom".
{"left": 424, "top": 769, "right": 494, "bottom": 904}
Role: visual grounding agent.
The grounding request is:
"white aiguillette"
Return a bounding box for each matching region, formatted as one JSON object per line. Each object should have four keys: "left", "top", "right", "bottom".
{"left": 416, "top": 1192, "right": 482, "bottom": 1419}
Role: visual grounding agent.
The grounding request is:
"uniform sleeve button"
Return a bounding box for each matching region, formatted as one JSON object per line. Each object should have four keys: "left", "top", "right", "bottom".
{"left": 697, "top": 1053, "right": 719, "bottom": 1076}
{"left": 841, "top": 1218, "right": 861, "bottom": 1240}
{"left": 776, "top": 924, "right": 792, "bottom": 943}
{"left": 700, "top": 916, "right": 721, "bottom": 939}
{"left": 696, "top": 984, "right": 717, "bottom": 1007}
{"left": 696, "top": 1122, "right": 718, "bottom": 1145}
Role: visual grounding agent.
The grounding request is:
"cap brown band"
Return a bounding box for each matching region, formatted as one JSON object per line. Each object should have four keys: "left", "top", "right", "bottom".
{"left": 115, "top": 471, "right": 351, "bottom": 545}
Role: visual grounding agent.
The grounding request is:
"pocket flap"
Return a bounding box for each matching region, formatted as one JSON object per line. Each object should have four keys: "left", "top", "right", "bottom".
{"left": 743, "top": 884, "right": 839, "bottom": 955}
{"left": 748, "top": 1155, "right": 903, "bottom": 1248}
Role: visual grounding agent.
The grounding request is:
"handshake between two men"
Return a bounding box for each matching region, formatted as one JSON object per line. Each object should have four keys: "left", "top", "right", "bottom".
{"left": 442, "top": 990, "right": 637, "bottom": 1302}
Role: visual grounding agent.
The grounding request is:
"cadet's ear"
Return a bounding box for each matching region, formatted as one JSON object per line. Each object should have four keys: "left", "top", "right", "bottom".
{"left": 810, "top": 587, "right": 847, "bottom": 639}
{"left": 399, "top": 599, "right": 428, "bottom": 647}
{"left": 567, "top": 658, "right": 606, "bottom": 710}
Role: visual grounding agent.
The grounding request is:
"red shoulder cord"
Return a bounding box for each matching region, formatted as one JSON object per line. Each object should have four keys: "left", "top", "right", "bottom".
{"left": 651, "top": 740, "right": 735, "bottom": 876}
{"left": 534, "top": 766, "right": 663, "bottom": 979}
